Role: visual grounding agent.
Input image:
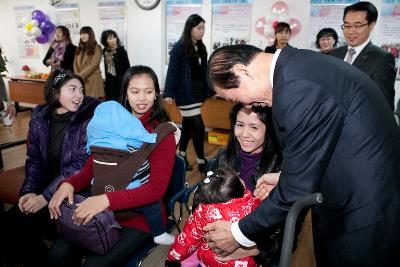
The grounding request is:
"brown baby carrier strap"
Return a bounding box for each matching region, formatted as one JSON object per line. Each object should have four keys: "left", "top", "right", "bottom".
{"left": 90, "top": 122, "right": 176, "bottom": 196}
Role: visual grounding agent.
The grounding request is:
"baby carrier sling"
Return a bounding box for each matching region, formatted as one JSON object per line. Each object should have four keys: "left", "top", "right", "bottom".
{"left": 90, "top": 122, "right": 176, "bottom": 220}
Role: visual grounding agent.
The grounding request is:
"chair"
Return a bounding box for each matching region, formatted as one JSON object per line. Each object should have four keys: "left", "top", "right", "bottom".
{"left": 123, "top": 155, "right": 198, "bottom": 267}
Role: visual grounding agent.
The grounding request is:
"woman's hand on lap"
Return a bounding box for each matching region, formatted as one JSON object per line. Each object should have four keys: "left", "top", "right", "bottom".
{"left": 21, "top": 194, "right": 48, "bottom": 214}
{"left": 18, "top": 193, "right": 36, "bottom": 213}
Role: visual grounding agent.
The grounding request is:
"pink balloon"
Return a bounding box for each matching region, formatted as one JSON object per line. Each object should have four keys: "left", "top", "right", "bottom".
{"left": 255, "top": 17, "right": 267, "bottom": 36}
{"left": 289, "top": 18, "right": 302, "bottom": 37}
{"left": 271, "top": 1, "right": 289, "bottom": 16}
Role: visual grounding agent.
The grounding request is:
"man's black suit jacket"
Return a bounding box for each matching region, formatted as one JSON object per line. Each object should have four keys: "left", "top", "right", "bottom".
{"left": 330, "top": 42, "right": 396, "bottom": 110}
{"left": 239, "top": 47, "right": 400, "bottom": 267}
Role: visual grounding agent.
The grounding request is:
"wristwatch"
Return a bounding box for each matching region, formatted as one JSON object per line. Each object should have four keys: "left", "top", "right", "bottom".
{"left": 135, "top": 0, "right": 160, "bottom": 10}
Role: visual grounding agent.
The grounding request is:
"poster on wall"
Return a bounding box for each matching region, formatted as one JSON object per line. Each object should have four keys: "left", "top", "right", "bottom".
{"left": 308, "top": 0, "right": 358, "bottom": 50}
{"left": 53, "top": 3, "right": 81, "bottom": 45}
{"left": 379, "top": 0, "right": 400, "bottom": 79}
{"left": 211, "top": 4, "right": 252, "bottom": 51}
{"left": 166, "top": 3, "right": 202, "bottom": 63}
{"left": 14, "top": 5, "right": 40, "bottom": 59}
{"left": 97, "top": 0, "right": 127, "bottom": 47}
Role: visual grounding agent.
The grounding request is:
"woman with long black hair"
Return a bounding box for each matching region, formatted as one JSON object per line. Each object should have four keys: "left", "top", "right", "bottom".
{"left": 164, "top": 14, "right": 213, "bottom": 173}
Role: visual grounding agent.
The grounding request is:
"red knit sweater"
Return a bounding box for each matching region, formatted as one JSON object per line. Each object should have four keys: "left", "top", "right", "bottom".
{"left": 64, "top": 110, "right": 176, "bottom": 232}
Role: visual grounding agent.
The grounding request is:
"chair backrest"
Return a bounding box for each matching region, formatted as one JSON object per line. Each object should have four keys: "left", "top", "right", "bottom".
{"left": 164, "top": 155, "right": 186, "bottom": 209}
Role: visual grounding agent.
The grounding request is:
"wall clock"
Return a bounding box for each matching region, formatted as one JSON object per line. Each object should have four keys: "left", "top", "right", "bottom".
{"left": 135, "top": 0, "right": 160, "bottom": 10}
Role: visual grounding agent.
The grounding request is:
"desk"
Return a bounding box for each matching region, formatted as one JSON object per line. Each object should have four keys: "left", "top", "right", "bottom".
{"left": 8, "top": 76, "right": 45, "bottom": 112}
{"left": 163, "top": 98, "right": 235, "bottom": 130}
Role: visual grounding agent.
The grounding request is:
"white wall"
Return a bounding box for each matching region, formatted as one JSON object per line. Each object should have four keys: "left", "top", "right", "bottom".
{"left": 0, "top": 0, "right": 399, "bottom": 104}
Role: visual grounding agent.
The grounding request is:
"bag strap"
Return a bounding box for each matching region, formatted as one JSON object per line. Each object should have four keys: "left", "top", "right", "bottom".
{"left": 113, "top": 122, "right": 177, "bottom": 182}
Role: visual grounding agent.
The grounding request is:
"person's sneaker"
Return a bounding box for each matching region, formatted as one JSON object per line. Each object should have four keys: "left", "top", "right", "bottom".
{"left": 154, "top": 232, "right": 175, "bottom": 245}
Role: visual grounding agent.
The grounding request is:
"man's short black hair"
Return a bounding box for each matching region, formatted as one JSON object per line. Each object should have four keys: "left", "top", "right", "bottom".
{"left": 343, "top": 1, "right": 378, "bottom": 24}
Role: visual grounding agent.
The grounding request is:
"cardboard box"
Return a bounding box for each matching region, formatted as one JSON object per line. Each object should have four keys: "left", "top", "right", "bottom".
{"left": 208, "top": 130, "right": 229, "bottom": 146}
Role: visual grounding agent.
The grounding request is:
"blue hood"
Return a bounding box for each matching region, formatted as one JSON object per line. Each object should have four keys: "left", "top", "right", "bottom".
{"left": 85, "top": 101, "right": 157, "bottom": 154}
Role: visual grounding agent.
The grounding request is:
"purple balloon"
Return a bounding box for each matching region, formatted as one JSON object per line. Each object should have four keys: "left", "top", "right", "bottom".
{"left": 32, "top": 10, "right": 46, "bottom": 23}
{"left": 39, "top": 20, "right": 55, "bottom": 34}
{"left": 36, "top": 33, "right": 49, "bottom": 44}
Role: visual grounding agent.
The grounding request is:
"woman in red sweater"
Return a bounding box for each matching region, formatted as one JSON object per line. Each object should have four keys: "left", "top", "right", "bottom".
{"left": 48, "top": 65, "right": 176, "bottom": 267}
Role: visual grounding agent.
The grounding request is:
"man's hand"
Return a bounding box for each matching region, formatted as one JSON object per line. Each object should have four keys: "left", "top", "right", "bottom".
{"left": 203, "top": 220, "right": 240, "bottom": 257}
{"left": 48, "top": 182, "right": 74, "bottom": 220}
{"left": 254, "top": 172, "right": 280, "bottom": 200}
{"left": 73, "top": 194, "right": 110, "bottom": 225}
{"left": 215, "top": 246, "right": 260, "bottom": 262}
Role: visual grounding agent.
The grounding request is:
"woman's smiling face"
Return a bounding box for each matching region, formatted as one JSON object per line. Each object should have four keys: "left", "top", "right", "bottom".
{"left": 234, "top": 108, "right": 266, "bottom": 154}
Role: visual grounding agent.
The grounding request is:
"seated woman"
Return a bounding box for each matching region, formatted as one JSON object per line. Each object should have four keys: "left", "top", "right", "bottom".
{"left": 208, "top": 103, "right": 281, "bottom": 192}
{"left": 48, "top": 65, "right": 177, "bottom": 267}
{"left": 0, "top": 70, "right": 100, "bottom": 267}
{"left": 264, "top": 22, "right": 292, "bottom": 54}
{"left": 206, "top": 103, "right": 282, "bottom": 266}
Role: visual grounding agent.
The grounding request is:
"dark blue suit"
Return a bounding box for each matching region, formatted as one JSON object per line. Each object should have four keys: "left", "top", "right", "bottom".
{"left": 239, "top": 47, "right": 400, "bottom": 267}
{"left": 330, "top": 42, "right": 396, "bottom": 110}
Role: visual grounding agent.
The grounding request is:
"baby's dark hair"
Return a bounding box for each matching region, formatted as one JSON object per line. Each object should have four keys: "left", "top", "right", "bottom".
{"left": 192, "top": 167, "right": 245, "bottom": 210}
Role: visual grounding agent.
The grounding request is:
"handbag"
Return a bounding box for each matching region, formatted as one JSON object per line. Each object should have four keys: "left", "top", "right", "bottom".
{"left": 56, "top": 194, "right": 121, "bottom": 255}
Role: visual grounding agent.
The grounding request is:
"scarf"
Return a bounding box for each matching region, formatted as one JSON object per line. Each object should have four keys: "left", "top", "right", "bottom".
{"left": 104, "top": 48, "right": 117, "bottom": 76}
{"left": 50, "top": 41, "right": 67, "bottom": 63}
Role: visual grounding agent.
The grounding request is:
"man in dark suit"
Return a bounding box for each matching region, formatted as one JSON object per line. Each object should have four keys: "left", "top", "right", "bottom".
{"left": 203, "top": 44, "right": 400, "bottom": 267}
{"left": 330, "top": 1, "right": 396, "bottom": 110}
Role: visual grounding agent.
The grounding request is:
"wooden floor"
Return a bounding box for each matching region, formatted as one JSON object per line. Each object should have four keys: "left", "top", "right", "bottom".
{"left": 0, "top": 111, "right": 315, "bottom": 267}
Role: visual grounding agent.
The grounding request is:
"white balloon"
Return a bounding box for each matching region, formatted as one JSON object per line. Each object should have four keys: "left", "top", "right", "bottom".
{"left": 24, "top": 28, "right": 32, "bottom": 37}
{"left": 30, "top": 19, "right": 39, "bottom": 27}
{"left": 29, "top": 36, "right": 37, "bottom": 43}
{"left": 263, "top": 25, "right": 275, "bottom": 38}
{"left": 31, "top": 27, "right": 42, "bottom": 38}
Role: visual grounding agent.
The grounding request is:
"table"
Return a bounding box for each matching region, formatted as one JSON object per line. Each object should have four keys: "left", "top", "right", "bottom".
{"left": 8, "top": 76, "right": 46, "bottom": 112}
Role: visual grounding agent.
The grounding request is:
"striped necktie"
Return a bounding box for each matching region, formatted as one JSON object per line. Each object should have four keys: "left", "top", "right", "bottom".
{"left": 346, "top": 48, "right": 356, "bottom": 64}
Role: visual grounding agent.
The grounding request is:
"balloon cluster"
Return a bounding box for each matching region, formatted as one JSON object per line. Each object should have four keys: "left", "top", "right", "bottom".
{"left": 255, "top": 1, "right": 302, "bottom": 44}
{"left": 23, "top": 10, "right": 55, "bottom": 44}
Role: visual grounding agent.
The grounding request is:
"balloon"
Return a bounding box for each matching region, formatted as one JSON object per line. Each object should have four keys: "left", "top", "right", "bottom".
{"left": 36, "top": 33, "right": 49, "bottom": 44}
{"left": 32, "top": 10, "right": 46, "bottom": 23}
{"left": 289, "top": 18, "right": 302, "bottom": 37}
{"left": 271, "top": 1, "right": 289, "bottom": 16}
{"left": 25, "top": 23, "right": 33, "bottom": 31}
{"left": 255, "top": 17, "right": 267, "bottom": 36}
{"left": 30, "top": 19, "right": 39, "bottom": 27}
{"left": 272, "top": 20, "right": 279, "bottom": 29}
{"left": 23, "top": 28, "right": 32, "bottom": 36}
{"left": 31, "top": 27, "right": 42, "bottom": 38}
{"left": 39, "top": 20, "right": 55, "bottom": 34}
{"left": 263, "top": 24, "right": 275, "bottom": 38}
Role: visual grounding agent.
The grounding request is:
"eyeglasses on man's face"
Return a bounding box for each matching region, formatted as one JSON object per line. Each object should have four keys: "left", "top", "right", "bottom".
{"left": 341, "top": 23, "right": 369, "bottom": 31}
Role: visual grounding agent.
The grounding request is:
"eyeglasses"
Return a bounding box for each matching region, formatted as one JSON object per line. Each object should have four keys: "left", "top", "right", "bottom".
{"left": 341, "top": 23, "right": 369, "bottom": 31}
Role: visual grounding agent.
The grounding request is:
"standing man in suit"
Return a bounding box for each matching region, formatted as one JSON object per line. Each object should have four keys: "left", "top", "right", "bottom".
{"left": 203, "top": 44, "right": 400, "bottom": 267}
{"left": 330, "top": 1, "right": 396, "bottom": 110}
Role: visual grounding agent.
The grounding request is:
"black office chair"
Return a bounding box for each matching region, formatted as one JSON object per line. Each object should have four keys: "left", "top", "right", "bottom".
{"left": 124, "top": 155, "right": 197, "bottom": 267}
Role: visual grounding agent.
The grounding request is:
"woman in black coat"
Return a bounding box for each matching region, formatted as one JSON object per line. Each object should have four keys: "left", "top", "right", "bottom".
{"left": 101, "top": 30, "right": 130, "bottom": 101}
{"left": 164, "top": 14, "right": 213, "bottom": 173}
{"left": 43, "top": 26, "right": 76, "bottom": 72}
